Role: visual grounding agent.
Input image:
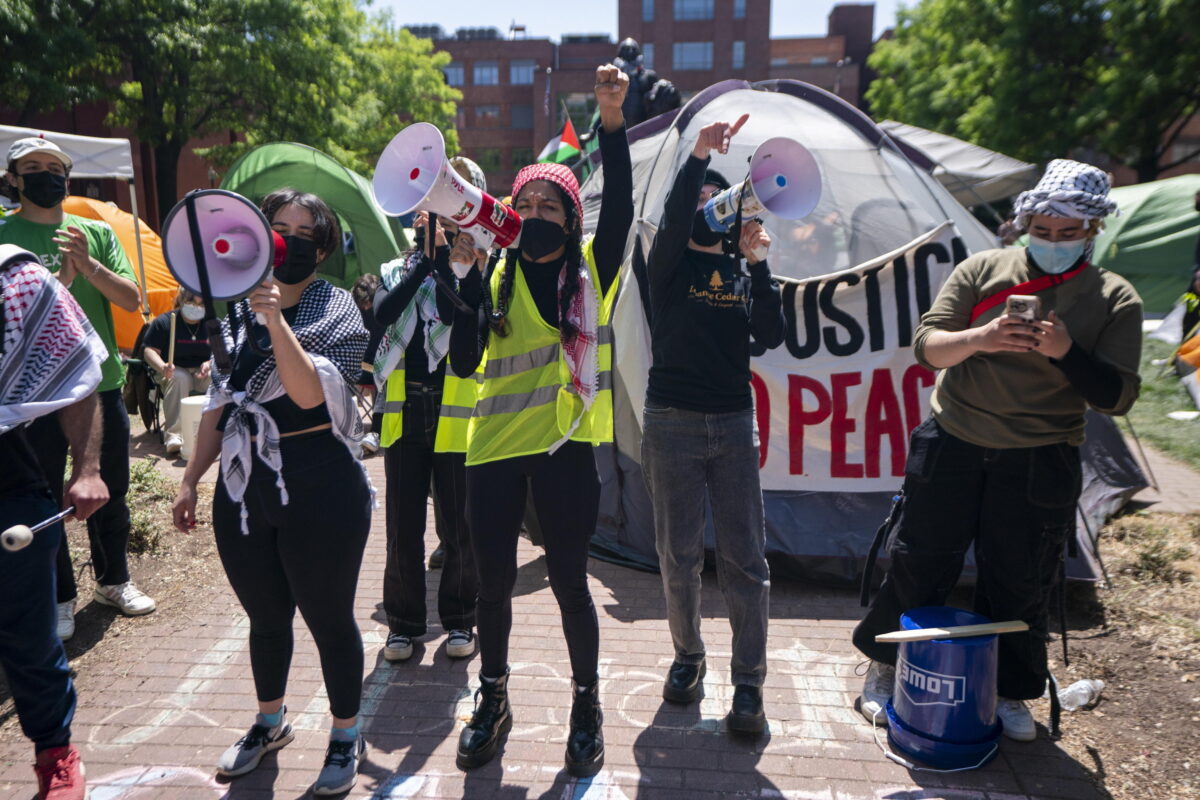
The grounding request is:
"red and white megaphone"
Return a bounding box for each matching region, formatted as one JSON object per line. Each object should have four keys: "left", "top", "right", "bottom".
{"left": 702, "top": 137, "right": 823, "bottom": 233}
{"left": 161, "top": 189, "right": 286, "bottom": 325}
{"left": 373, "top": 123, "right": 522, "bottom": 249}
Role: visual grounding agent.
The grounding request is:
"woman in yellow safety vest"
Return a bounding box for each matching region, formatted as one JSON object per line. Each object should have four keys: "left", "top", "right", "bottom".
{"left": 446, "top": 64, "right": 632, "bottom": 777}
{"left": 370, "top": 158, "right": 489, "bottom": 667}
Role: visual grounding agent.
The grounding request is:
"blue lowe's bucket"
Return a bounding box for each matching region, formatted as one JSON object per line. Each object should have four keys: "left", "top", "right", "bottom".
{"left": 884, "top": 606, "right": 1002, "bottom": 769}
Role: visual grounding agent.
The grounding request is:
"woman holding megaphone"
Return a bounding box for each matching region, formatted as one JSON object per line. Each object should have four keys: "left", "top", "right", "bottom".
{"left": 446, "top": 64, "right": 633, "bottom": 776}
{"left": 170, "top": 189, "right": 373, "bottom": 795}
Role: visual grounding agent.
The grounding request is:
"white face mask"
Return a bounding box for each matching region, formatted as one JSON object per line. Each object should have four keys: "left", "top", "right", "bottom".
{"left": 181, "top": 303, "right": 205, "bottom": 322}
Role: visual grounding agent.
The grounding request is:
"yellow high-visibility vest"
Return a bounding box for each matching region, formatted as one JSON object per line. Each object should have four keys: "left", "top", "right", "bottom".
{"left": 465, "top": 236, "right": 616, "bottom": 467}
{"left": 378, "top": 360, "right": 479, "bottom": 454}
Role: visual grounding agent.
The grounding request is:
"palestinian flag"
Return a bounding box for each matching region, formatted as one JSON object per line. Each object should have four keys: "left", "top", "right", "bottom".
{"left": 537, "top": 117, "right": 581, "bottom": 164}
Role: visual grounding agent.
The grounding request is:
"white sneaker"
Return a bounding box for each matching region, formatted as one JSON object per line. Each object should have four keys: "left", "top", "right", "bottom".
{"left": 997, "top": 697, "right": 1037, "bottom": 741}
{"left": 164, "top": 433, "right": 184, "bottom": 455}
{"left": 859, "top": 661, "right": 895, "bottom": 726}
{"left": 94, "top": 581, "right": 157, "bottom": 616}
{"left": 383, "top": 633, "right": 413, "bottom": 662}
{"left": 445, "top": 630, "right": 476, "bottom": 659}
{"left": 361, "top": 433, "right": 380, "bottom": 455}
{"left": 56, "top": 600, "right": 76, "bottom": 641}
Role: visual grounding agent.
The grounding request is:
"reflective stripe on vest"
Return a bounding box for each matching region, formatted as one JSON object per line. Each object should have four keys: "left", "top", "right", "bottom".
{"left": 433, "top": 371, "right": 478, "bottom": 453}
{"left": 465, "top": 236, "right": 617, "bottom": 466}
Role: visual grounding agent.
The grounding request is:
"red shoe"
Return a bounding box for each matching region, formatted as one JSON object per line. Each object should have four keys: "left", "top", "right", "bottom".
{"left": 33, "top": 745, "right": 87, "bottom": 800}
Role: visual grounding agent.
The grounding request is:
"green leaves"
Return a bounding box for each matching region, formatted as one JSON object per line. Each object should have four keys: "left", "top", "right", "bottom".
{"left": 2, "top": 0, "right": 460, "bottom": 217}
{"left": 867, "top": 0, "right": 1198, "bottom": 182}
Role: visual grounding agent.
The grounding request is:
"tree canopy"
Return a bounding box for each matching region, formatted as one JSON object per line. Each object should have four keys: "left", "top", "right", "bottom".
{"left": 867, "top": 0, "right": 1200, "bottom": 182}
{"left": 0, "top": 0, "right": 461, "bottom": 219}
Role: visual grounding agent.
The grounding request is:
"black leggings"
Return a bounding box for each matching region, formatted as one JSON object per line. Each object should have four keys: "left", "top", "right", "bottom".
{"left": 213, "top": 431, "right": 372, "bottom": 719}
{"left": 466, "top": 441, "right": 601, "bottom": 686}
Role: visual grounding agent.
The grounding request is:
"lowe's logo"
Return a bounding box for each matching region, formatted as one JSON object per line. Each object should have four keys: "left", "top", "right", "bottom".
{"left": 898, "top": 659, "right": 966, "bottom": 707}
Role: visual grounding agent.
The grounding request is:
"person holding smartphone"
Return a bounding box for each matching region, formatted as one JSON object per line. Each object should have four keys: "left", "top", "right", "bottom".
{"left": 851, "top": 160, "right": 1143, "bottom": 741}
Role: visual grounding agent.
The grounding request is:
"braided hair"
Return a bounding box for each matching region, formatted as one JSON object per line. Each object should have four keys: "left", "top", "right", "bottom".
{"left": 486, "top": 183, "right": 584, "bottom": 338}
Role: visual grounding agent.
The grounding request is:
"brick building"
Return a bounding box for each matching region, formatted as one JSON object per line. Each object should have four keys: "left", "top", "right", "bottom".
{"left": 413, "top": 3, "right": 879, "bottom": 195}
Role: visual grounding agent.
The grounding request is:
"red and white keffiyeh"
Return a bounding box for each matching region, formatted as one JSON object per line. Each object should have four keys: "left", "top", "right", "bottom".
{"left": 1, "top": 245, "right": 107, "bottom": 434}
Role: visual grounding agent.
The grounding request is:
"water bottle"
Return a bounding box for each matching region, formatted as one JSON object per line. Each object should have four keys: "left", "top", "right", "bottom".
{"left": 1057, "top": 679, "right": 1105, "bottom": 710}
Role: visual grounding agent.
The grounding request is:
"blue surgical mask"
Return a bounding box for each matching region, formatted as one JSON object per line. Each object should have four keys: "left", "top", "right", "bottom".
{"left": 1027, "top": 236, "right": 1087, "bottom": 275}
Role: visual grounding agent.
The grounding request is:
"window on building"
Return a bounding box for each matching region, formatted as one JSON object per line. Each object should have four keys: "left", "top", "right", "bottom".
{"left": 511, "top": 104, "right": 533, "bottom": 129}
{"left": 510, "top": 59, "right": 536, "bottom": 85}
{"left": 511, "top": 148, "right": 534, "bottom": 169}
{"left": 733, "top": 0, "right": 745, "bottom": 18}
{"left": 643, "top": 0, "right": 654, "bottom": 22}
{"left": 474, "top": 149, "right": 502, "bottom": 173}
{"left": 732, "top": 41, "right": 744, "bottom": 70}
{"left": 811, "top": 56, "right": 831, "bottom": 65}
{"left": 643, "top": 43, "right": 655, "bottom": 70}
{"left": 674, "top": 0, "right": 713, "bottom": 20}
{"left": 443, "top": 62, "right": 464, "bottom": 86}
{"left": 475, "top": 105, "right": 501, "bottom": 124}
{"left": 673, "top": 41, "right": 713, "bottom": 71}
{"left": 473, "top": 61, "right": 499, "bottom": 85}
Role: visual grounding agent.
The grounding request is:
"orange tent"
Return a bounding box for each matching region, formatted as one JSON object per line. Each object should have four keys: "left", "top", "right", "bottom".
{"left": 63, "top": 196, "right": 178, "bottom": 350}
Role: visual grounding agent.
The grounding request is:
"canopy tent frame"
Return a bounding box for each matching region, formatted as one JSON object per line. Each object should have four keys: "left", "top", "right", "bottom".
{"left": 1, "top": 124, "right": 151, "bottom": 319}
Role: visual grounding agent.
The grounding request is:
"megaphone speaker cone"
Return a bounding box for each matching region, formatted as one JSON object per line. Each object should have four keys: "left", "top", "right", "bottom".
{"left": 161, "top": 189, "right": 276, "bottom": 302}
{"left": 750, "top": 137, "right": 822, "bottom": 220}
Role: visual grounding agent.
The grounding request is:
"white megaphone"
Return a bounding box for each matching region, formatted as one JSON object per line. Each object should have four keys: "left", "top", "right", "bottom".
{"left": 373, "top": 123, "right": 522, "bottom": 249}
{"left": 161, "top": 189, "right": 285, "bottom": 324}
{"left": 702, "top": 137, "right": 822, "bottom": 234}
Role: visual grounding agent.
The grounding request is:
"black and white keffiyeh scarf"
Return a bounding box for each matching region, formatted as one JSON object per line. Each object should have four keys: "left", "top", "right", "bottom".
{"left": 1, "top": 245, "right": 108, "bottom": 434}
{"left": 204, "top": 279, "right": 373, "bottom": 533}
{"left": 1013, "top": 159, "right": 1119, "bottom": 226}
{"left": 372, "top": 251, "right": 450, "bottom": 387}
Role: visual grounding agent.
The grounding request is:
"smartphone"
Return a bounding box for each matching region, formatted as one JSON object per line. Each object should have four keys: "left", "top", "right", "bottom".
{"left": 1005, "top": 294, "right": 1041, "bottom": 322}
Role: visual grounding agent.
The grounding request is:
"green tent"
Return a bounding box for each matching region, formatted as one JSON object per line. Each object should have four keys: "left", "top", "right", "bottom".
{"left": 221, "top": 142, "right": 408, "bottom": 289}
{"left": 1092, "top": 174, "right": 1200, "bottom": 314}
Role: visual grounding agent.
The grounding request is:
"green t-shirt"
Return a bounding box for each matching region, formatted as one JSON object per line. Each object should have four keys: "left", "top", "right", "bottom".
{"left": 0, "top": 213, "right": 136, "bottom": 391}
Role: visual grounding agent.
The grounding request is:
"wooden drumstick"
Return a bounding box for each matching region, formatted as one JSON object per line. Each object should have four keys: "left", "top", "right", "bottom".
{"left": 875, "top": 620, "right": 1030, "bottom": 643}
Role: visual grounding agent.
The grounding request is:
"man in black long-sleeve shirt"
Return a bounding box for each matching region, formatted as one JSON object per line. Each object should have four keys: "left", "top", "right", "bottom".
{"left": 641, "top": 115, "right": 785, "bottom": 736}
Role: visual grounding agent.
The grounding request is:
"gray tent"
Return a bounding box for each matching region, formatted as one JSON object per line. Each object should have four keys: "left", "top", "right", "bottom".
{"left": 878, "top": 120, "right": 1039, "bottom": 207}
{"left": 580, "top": 80, "right": 1145, "bottom": 586}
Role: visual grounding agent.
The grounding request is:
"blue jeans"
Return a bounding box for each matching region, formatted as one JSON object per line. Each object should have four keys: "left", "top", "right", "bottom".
{"left": 0, "top": 489, "right": 75, "bottom": 751}
{"left": 641, "top": 404, "right": 770, "bottom": 688}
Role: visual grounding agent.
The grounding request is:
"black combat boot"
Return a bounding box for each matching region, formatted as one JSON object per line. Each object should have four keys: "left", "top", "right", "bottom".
{"left": 456, "top": 669, "right": 512, "bottom": 770}
{"left": 565, "top": 678, "right": 604, "bottom": 777}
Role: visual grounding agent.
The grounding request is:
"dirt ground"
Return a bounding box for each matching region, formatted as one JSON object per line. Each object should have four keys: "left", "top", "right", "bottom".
{"left": 1037, "top": 510, "right": 1200, "bottom": 800}
{"left": 1, "top": 438, "right": 1197, "bottom": 799}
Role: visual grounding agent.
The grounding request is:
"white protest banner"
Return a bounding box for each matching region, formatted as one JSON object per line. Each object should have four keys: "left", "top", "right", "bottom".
{"left": 750, "top": 222, "right": 967, "bottom": 492}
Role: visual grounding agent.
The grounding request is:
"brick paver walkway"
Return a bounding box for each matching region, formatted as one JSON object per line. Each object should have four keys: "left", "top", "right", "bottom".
{"left": 0, "top": 447, "right": 1134, "bottom": 799}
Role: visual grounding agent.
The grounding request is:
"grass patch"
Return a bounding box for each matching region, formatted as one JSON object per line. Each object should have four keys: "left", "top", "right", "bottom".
{"left": 127, "top": 457, "right": 177, "bottom": 554}
{"left": 1125, "top": 338, "right": 1200, "bottom": 471}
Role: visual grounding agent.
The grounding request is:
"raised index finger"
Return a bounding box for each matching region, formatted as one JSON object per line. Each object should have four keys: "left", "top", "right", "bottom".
{"left": 728, "top": 114, "right": 750, "bottom": 137}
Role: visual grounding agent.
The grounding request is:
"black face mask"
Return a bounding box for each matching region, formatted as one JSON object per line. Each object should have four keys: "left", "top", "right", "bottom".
{"left": 519, "top": 217, "right": 568, "bottom": 261}
{"left": 691, "top": 208, "right": 725, "bottom": 248}
{"left": 18, "top": 171, "right": 68, "bottom": 209}
{"left": 275, "top": 235, "right": 319, "bottom": 284}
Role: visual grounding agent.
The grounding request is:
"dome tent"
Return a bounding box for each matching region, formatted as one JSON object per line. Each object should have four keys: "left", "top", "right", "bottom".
{"left": 580, "top": 79, "right": 1145, "bottom": 585}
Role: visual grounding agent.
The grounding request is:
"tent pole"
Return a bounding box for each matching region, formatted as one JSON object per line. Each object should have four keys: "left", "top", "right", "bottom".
{"left": 127, "top": 179, "right": 151, "bottom": 319}
{"left": 1121, "top": 415, "right": 1159, "bottom": 492}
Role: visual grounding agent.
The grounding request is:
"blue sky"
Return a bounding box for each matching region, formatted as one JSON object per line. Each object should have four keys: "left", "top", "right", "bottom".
{"left": 371, "top": 1, "right": 902, "bottom": 41}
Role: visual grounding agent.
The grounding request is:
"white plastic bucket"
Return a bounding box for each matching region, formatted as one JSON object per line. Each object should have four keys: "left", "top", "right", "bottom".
{"left": 179, "top": 396, "right": 207, "bottom": 461}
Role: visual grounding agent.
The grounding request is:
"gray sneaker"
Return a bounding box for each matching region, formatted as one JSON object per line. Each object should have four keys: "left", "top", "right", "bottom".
{"left": 311, "top": 735, "right": 366, "bottom": 795}
{"left": 216, "top": 712, "right": 294, "bottom": 777}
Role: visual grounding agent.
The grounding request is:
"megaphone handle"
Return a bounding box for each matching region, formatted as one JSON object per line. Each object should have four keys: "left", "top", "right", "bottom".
{"left": 255, "top": 277, "right": 270, "bottom": 326}
{"left": 206, "top": 318, "right": 232, "bottom": 373}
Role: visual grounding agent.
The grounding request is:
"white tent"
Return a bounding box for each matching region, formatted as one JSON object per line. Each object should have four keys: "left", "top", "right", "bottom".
{"left": 1, "top": 125, "right": 150, "bottom": 314}
{"left": 878, "top": 120, "right": 1039, "bottom": 207}
{"left": 580, "top": 80, "right": 1145, "bottom": 585}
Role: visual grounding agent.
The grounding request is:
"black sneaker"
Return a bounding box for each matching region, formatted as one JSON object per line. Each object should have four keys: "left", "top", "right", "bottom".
{"left": 663, "top": 659, "right": 706, "bottom": 704}
{"left": 216, "top": 711, "right": 294, "bottom": 777}
{"left": 727, "top": 684, "right": 767, "bottom": 735}
{"left": 428, "top": 546, "right": 446, "bottom": 569}
{"left": 311, "top": 735, "right": 366, "bottom": 795}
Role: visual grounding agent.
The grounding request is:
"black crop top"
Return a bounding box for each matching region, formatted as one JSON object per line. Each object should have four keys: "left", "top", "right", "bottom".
{"left": 216, "top": 304, "right": 332, "bottom": 434}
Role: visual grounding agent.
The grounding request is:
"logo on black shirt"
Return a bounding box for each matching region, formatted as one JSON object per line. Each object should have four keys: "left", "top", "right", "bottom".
{"left": 688, "top": 269, "right": 747, "bottom": 308}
